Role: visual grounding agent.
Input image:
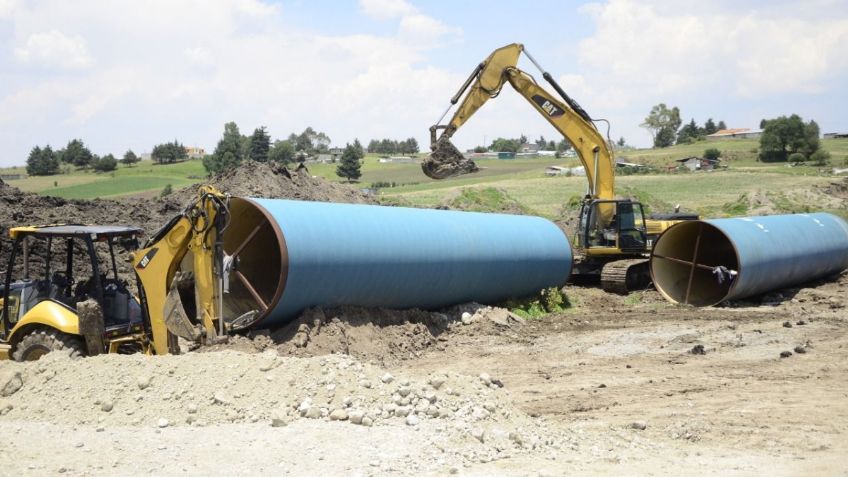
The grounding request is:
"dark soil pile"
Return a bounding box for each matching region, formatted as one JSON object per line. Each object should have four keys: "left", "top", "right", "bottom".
{"left": 0, "top": 162, "right": 374, "bottom": 284}
{"left": 170, "top": 160, "right": 375, "bottom": 206}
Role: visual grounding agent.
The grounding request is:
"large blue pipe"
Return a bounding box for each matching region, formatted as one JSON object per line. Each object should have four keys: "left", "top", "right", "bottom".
{"left": 222, "top": 198, "right": 572, "bottom": 328}
{"left": 650, "top": 213, "right": 848, "bottom": 306}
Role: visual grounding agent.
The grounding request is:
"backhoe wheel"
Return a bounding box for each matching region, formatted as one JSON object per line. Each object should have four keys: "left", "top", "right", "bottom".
{"left": 12, "top": 329, "right": 85, "bottom": 362}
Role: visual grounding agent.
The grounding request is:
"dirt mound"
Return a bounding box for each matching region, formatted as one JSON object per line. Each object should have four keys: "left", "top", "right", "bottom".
{"left": 204, "top": 303, "right": 525, "bottom": 366}
{"left": 170, "top": 160, "right": 375, "bottom": 205}
{"left": 820, "top": 176, "right": 848, "bottom": 200}
{"left": 0, "top": 163, "right": 372, "bottom": 284}
{"left": 0, "top": 349, "right": 563, "bottom": 467}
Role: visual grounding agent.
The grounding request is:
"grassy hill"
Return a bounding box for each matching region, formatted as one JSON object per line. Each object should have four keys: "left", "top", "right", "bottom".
{"left": 2, "top": 138, "right": 846, "bottom": 219}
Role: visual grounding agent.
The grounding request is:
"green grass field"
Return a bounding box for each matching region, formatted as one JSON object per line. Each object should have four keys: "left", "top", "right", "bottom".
{"left": 2, "top": 139, "right": 846, "bottom": 217}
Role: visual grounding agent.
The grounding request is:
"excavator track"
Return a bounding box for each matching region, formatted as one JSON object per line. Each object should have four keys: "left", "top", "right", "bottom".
{"left": 600, "top": 259, "right": 651, "bottom": 295}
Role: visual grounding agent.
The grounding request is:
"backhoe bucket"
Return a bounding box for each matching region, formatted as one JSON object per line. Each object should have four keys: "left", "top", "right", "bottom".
{"left": 163, "top": 272, "right": 201, "bottom": 342}
{"left": 421, "top": 136, "right": 479, "bottom": 180}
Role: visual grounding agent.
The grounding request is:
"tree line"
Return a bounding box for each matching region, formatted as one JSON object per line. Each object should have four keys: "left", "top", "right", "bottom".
{"left": 201, "top": 123, "right": 335, "bottom": 174}
{"left": 366, "top": 138, "right": 419, "bottom": 155}
{"left": 26, "top": 139, "right": 142, "bottom": 176}
{"left": 640, "top": 103, "right": 831, "bottom": 165}
{"left": 202, "top": 122, "right": 365, "bottom": 181}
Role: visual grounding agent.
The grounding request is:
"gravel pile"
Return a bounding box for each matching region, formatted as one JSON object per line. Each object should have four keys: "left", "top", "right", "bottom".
{"left": 0, "top": 349, "right": 564, "bottom": 465}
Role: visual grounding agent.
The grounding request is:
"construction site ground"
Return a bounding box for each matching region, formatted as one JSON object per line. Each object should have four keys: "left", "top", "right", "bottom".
{"left": 1, "top": 165, "right": 847, "bottom": 475}
{"left": 1, "top": 277, "right": 846, "bottom": 476}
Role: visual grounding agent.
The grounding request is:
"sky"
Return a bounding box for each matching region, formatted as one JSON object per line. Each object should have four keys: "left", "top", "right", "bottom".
{"left": 1, "top": 0, "right": 847, "bottom": 167}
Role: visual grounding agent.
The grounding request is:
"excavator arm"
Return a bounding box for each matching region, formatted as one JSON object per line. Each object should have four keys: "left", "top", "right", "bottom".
{"left": 423, "top": 43, "right": 615, "bottom": 202}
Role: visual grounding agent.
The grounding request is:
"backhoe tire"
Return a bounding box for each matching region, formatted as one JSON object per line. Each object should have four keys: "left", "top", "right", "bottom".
{"left": 12, "top": 329, "right": 85, "bottom": 362}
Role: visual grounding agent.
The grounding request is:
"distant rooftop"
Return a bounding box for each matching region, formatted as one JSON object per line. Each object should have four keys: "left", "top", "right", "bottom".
{"left": 707, "top": 128, "right": 762, "bottom": 137}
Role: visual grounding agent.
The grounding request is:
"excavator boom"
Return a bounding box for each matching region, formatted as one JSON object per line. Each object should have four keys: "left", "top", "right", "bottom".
{"left": 424, "top": 43, "right": 614, "bottom": 201}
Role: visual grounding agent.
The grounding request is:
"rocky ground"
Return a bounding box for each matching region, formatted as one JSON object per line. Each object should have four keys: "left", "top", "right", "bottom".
{"left": 1, "top": 170, "right": 847, "bottom": 475}
{"left": 1, "top": 274, "right": 847, "bottom": 476}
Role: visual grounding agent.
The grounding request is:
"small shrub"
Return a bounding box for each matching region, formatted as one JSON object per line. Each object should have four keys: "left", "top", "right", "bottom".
{"left": 809, "top": 149, "right": 831, "bottom": 166}
{"left": 159, "top": 184, "right": 173, "bottom": 198}
{"left": 704, "top": 148, "right": 721, "bottom": 160}
{"left": 788, "top": 152, "right": 806, "bottom": 164}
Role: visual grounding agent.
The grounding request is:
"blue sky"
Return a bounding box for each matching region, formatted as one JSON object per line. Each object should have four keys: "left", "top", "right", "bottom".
{"left": 1, "top": 0, "right": 846, "bottom": 167}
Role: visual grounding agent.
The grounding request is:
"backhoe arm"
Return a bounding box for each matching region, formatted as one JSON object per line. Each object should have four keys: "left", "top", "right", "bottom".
{"left": 132, "top": 187, "right": 230, "bottom": 355}
{"left": 424, "top": 43, "right": 615, "bottom": 202}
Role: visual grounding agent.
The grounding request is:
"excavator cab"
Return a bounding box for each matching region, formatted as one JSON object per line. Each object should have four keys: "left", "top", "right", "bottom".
{"left": 577, "top": 200, "right": 648, "bottom": 254}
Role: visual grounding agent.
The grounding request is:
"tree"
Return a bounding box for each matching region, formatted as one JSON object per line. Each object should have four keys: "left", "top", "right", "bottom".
{"left": 62, "top": 139, "right": 93, "bottom": 168}
{"left": 616, "top": 137, "right": 626, "bottom": 148}
{"left": 556, "top": 139, "right": 572, "bottom": 153}
{"left": 655, "top": 127, "right": 677, "bottom": 148}
{"left": 704, "top": 148, "right": 721, "bottom": 161}
{"left": 151, "top": 140, "right": 187, "bottom": 164}
{"left": 121, "top": 150, "right": 140, "bottom": 167}
{"left": 352, "top": 139, "right": 365, "bottom": 159}
{"left": 203, "top": 122, "right": 244, "bottom": 174}
{"left": 268, "top": 140, "right": 295, "bottom": 165}
{"left": 717, "top": 120, "right": 727, "bottom": 131}
{"left": 535, "top": 136, "right": 547, "bottom": 148}
{"left": 403, "top": 137, "right": 419, "bottom": 154}
{"left": 92, "top": 153, "right": 118, "bottom": 172}
{"left": 676, "top": 118, "right": 701, "bottom": 144}
{"left": 758, "top": 114, "right": 820, "bottom": 162}
{"left": 641, "top": 103, "right": 681, "bottom": 148}
{"left": 248, "top": 126, "right": 271, "bottom": 162}
{"left": 490, "top": 137, "right": 520, "bottom": 153}
{"left": 26, "top": 145, "right": 60, "bottom": 176}
{"left": 473, "top": 145, "right": 487, "bottom": 153}
{"left": 335, "top": 143, "right": 361, "bottom": 182}
{"left": 703, "top": 118, "right": 718, "bottom": 135}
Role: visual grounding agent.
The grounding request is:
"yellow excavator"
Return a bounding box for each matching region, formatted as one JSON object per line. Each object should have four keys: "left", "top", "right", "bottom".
{"left": 422, "top": 43, "right": 695, "bottom": 293}
{"left": 0, "top": 187, "right": 233, "bottom": 360}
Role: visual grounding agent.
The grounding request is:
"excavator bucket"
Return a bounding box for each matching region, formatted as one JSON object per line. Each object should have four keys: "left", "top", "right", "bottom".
{"left": 163, "top": 272, "right": 201, "bottom": 342}
{"left": 421, "top": 135, "right": 479, "bottom": 180}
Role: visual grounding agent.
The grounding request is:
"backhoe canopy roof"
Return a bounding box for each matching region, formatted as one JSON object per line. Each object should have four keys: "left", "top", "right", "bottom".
{"left": 9, "top": 225, "right": 142, "bottom": 240}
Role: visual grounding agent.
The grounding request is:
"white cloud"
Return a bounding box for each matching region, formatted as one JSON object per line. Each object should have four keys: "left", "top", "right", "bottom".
{"left": 0, "top": 0, "right": 19, "bottom": 18}
{"left": 359, "top": 0, "right": 416, "bottom": 20}
{"left": 14, "top": 30, "right": 93, "bottom": 69}
{"left": 0, "top": 0, "right": 463, "bottom": 165}
{"left": 360, "top": 0, "right": 460, "bottom": 47}
{"left": 578, "top": 0, "right": 848, "bottom": 99}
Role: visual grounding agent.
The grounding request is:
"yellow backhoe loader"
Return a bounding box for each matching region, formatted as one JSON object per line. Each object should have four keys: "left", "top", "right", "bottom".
{"left": 422, "top": 43, "right": 696, "bottom": 293}
{"left": 0, "top": 187, "right": 234, "bottom": 360}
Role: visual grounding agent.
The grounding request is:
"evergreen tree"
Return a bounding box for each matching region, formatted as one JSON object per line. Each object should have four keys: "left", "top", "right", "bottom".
{"left": 704, "top": 118, "right": 718, "bottom": 135}
{"left": 203, "top": 122, "right": 244, "bottom": 174}
{"left": 335, "top": 143, "right": 362, "bottom": 182}
{"left": 352, "top": 139, "right": 365, "bottom": 159}
{"left": 151, "top": 140, "right": 187, "bottom": 164}
{"left": 26, "top": 145, "right": 60, "bottom": 176}
{"left": 676, "top": 118, "right": 701, "bottom": 144}
{"left": 249, "top": 126, "right": 271, "bottom": 162}
{"left": 93, "top": 153, "right": 118, "bottom": 172}
{"left": 62, "top": 139, "right": 93, "bottom": 168}
{"left": 121, "top": 150, "right": 140, "bottom": 167}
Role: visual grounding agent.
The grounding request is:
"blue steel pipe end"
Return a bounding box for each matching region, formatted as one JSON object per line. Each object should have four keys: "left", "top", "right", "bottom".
{"left": 651, "top": 213, "right": 848, "bottom": 306}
